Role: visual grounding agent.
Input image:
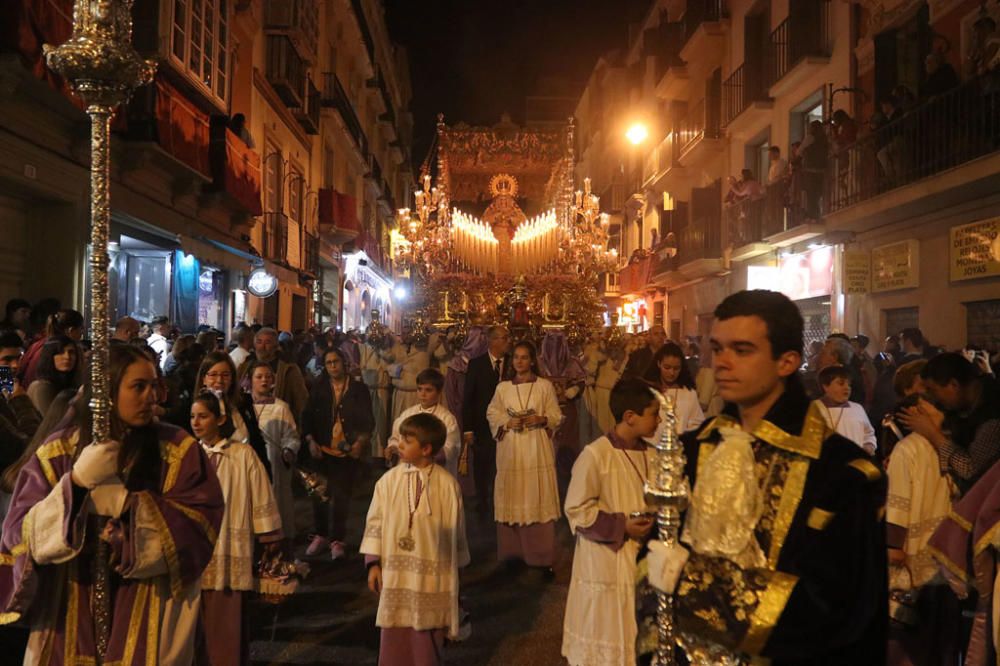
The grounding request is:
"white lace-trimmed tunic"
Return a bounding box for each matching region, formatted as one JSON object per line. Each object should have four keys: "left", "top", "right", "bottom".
{"left": 200, "top": 439, "right": 282, "bottom": 591}
{"left": 563, "top": 436, "right": 652, "bottom": 666}
{"left": 360, "top": 463, "right": 470, "bottom": 637}
{"left": 486, "top": 377, "right": 563, "bottom": 525}
{"left": 253, "top": 398, "right": 300, "bottom": 539}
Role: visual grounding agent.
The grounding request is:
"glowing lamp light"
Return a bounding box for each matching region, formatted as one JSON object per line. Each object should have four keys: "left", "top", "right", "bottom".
{"left": 394, "top": 286, "right": 408, "bottom": 300}
{"left": 625, "top": 123, "right": 649, "bottom": 146}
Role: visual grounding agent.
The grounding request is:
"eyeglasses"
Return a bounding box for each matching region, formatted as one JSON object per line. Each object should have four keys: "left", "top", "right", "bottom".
{"left": 205, "top": 372, "right": 232, "bottom": 380}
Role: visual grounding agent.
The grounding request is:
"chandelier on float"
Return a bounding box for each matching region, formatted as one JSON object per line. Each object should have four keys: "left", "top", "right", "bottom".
{"left": 560, "top": 177, "right": 618, "bottom": 276}
{"left": 393, "top": 171, "right": 452, "bottom": 275}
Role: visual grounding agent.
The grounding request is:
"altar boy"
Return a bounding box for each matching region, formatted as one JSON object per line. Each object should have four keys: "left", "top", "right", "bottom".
{"left": 562, "top": 378, "right": 659, "bottom": 666}
{"left": 362, "top": 413, "right": 470, "bottom": 666}
{"left": 385, "top": 368, "right": 461, "bottom": 475}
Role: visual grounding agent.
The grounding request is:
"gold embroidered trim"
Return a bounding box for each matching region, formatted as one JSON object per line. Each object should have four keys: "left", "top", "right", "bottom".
{"left": 848, "top": 459, "right": 882, "bottom": 482}
{"left": 146, "top": 581, "right": 161, "bottom": 666}
{"left": 948, "top": 510, "right": 973, "bottom": 532}
{"left": 117, "top": 580, "right": 150, "bottom": 666}
{"left": 36, "top": 432, "right": 79, "bottom": 487}
{"left": 740, "top": 571, "right": 799, "bottom": 655}
{"left": 768, "top": 460, "right": 809, "bottom": 568}
{"left": 975, "top": 520, "right": 1000, "bottom": 556}
{"left": 165, "top": 498, "right": 218, "bottom": 545}
{"left": 697, "top": 403, "right": 831, "bottom": 460}
{"left": 806, "top": 508, "right": 835, "bottom": 531}
{"left": 927, "top": 544, "right": 971, "bottom": 584}
{"left": 0, "top": 612, "right": 20, "bottom": 624}
{"left": 64, "top": 559, "right": 79, "bottom": 664}
{"left": 138, "top": 493, "right": 182, "bottom": 599}
{"left": 161, "top": 435, "right": 196, "bottom": 493}
{"left": 695, "top": 443, "right": 717, "bottom": 488}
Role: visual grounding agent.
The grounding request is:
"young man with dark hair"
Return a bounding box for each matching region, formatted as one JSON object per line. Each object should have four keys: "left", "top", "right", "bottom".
{"left": 645, "top": 289, "right": 886, "bottom": 665}
{"left": 898, "top": 352, "right": 1000, "bottom": 491}
{"left": 0, "top": 331, "right": 41, "bottom": 471}
{"left": 563, "top": 377, "right": 659, "bottom": 665}
{"left": 386, "top": 368, "right": 460, "bottom": 475}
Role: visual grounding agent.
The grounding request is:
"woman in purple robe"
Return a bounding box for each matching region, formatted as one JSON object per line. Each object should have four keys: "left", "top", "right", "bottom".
{"left": 444, "top": 327, "right": 486, "bottom": 496}
{"left": 0, "top": 345, "right": 224, "bottom": 665}
{"left": 538, "top": 331, "right": 587, "bottom": 495}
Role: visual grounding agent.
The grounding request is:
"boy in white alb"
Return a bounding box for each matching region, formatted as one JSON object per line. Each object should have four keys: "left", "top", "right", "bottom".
{"left": 814, "top": 364, "right": 877, "bottom": 455}
{"left": 385, "top": 368, "right": 461, "bottom": 475}
{"left": 362, "top": 412, "right": 470, "bottom": 666}
{"left": 562, "top": 378, "right": 659, "bottom": 666}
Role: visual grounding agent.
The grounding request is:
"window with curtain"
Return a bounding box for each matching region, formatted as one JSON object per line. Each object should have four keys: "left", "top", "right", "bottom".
{"left": 171, "top": 0, "right": 230, "bottom": 106}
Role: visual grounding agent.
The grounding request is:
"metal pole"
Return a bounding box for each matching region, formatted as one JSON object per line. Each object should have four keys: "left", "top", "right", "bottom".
{"left": 644, "top": 393, "right": 690, "bottom": 666}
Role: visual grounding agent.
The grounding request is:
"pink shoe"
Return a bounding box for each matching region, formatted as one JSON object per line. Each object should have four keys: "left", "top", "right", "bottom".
{"left": 330, "top": 540, "right": 346, "bottom": 561}
{"left": 305, "top": 535, "right": 326, "bottom": 556}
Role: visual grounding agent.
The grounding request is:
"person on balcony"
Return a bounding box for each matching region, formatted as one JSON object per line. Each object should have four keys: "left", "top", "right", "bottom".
{"left": 923, "top": 52, "right": 959, "bottom": 99}
{"left": 766, "top": 146, "right": 788, "bottom": 186}
{"left": 801, "top": 120, "right": 829, "bottom": 220}
{"left": 228, "top": 113, "right": 255, "bottom": 150}
{"left": 723, "top": 169, "right": 764, "bottom": 206}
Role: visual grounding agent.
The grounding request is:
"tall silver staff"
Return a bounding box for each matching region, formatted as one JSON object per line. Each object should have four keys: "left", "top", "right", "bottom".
{"left": 644, "top": 393, "right": 690, "bottom": 666}
{"left": 44, "top": 3, "right": 153, "bottom": 660}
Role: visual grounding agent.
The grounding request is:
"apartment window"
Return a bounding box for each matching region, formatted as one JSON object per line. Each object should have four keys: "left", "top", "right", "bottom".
{"left": 264, "top": 145, "right": 282, "bottom": 212}
{"left": 965, "top": 300, "right": 1000, "bottom": 351}
{"left": 790, "top": 94, "right": 824, "bottom": 144}
{"left": 171, "top": 0, "right": 230, "bottom": 105}
{"left": 288, "top": 164, "right": 304, "bottom": 223}
{"left": 746, "top": 136, "right": 770, "bottom": 183}
{"left": 884, "top": 306, "right": 919, "bottom": 338}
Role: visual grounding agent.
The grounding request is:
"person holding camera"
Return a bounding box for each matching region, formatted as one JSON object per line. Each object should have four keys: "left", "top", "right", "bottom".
{"left": 301, "top": 347, "right": 373, "bottom": 561}
{"left": 0, "top": 331, "right": 40, "bottom": 473}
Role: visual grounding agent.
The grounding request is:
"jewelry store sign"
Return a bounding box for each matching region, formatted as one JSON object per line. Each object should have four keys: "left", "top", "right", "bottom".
{"left": 872, "top": 240, "right": 919, "bottom": 292}
{"left": 843, "top": 250, "right": 870, "bottom": 294}
{"left": 950, "top": 218, "right": 1000, "bottom": 282}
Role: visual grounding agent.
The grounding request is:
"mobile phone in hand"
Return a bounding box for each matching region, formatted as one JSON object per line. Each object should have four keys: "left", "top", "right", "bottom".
{"left": 0, "top": 366, "right": 14, "bottom": 395}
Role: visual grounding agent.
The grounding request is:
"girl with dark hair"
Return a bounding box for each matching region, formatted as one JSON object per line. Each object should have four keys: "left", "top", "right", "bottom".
{"left": 27, "top": 335, "right": 81, "bottom": 416}
{"left": 191, "top": 391, "right": 281, "bottom": 666}
{"left": 0, "top": 344, "right": 224, "bottom": 664}
{"left": 486, "top": 340, "right": 563, "bottom": 569}
{"left": 301, "top": 347, "right": 374, "bottom": 560}
{"left": 18, "top": 308, "right": 84, "bottom": 385}
{"left": 193, "top": 351, "right": 271, "bottom": 479}
{"left": 644, "top": 342, "right": 705, "bottom": 437}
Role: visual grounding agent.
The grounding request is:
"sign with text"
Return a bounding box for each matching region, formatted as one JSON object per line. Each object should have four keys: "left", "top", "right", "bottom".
{"left": 843, "top": 250, "right": 870, "bottom": 294}
{"left": 872, "top": 240, "right": 919, "bottom": 292}
{"left": 950, "top": 218, "right": 1000, "bottom": 282}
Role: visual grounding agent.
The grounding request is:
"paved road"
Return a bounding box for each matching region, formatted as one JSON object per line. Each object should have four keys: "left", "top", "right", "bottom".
{"left": 248, "top": 463, "right": 574, "bottom": 665}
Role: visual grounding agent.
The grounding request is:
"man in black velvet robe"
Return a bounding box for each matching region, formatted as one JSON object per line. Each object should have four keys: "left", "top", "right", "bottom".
{"left": 646, "top": 290, "right": 887, "bottom": 665}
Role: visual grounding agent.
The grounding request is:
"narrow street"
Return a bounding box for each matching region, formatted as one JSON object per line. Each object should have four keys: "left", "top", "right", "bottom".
{"left": 248, "top": 463, "right": 574, "bottom": 665}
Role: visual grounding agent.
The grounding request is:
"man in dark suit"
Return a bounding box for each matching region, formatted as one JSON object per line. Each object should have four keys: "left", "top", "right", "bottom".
{"left": 462, "top": 325, "right": 511, "bottom": 519}
{"left": 623, "top": 324, "right": 666, "bottom": 378}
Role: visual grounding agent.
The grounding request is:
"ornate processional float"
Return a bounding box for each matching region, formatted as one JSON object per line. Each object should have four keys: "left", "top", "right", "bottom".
{"left": 392, "top": 114, "right": 618, "bottom": 344}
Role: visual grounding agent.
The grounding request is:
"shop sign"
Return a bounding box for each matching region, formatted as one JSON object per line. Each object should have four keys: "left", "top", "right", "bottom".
{"left": 246, "top": 268, "right": 278, "bottom": 298}
{"left": 778, "top": 245, "right": 834, "bottom": 301}
{"left": 843, "top": 250, "right": 870, "bottom": 294}
{"left": 950, "top": 218, "right": 1000, "bottom": 282}
{"left": 872, "top": 240, "right": 919, "bottom": 292}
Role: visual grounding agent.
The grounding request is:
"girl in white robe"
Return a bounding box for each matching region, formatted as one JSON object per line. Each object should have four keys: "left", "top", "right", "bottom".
{"left": 486, "top": 341, "right": 563, "bottom": 567}
{"left": 249, "top": 361, "right": 301, "bottom": 540}
{"left": 644, "top": 342, "right": 704, "bottom": 442}
{"left": 594, "top": 346, "right": 627, "bottom": 433}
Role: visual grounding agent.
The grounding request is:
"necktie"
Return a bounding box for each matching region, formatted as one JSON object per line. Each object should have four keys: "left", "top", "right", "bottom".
{"left": 494, "top": 358, "right": 501, "bottom": 378}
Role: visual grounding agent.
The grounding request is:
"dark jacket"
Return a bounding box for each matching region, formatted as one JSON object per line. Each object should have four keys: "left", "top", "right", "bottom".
{"left": 301, "top": 376, "right": 373, "bottom": 449}
{"left": 0, "top": 395, "right": 41, "bottom": 471}
{"left": 671, "top": 383, "right": 887, "bottom": 665}
{"left": 462, "top": 352, "right": 505, "bottom": 443}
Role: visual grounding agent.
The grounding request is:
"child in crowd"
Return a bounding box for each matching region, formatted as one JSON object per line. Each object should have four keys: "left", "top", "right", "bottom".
{"left": 191, "top": 392, "right": 282, "bottom": 666}
{"left": 385, "top": 368, "right": 460, "bottom": 475}
{"left": 814, "top": 364, "right": 877, "bottom": 455}
{"left": 562, "top": 378, "right": 658, "bottom": 666}
{"left": 362, "top": 412, "right": 470, "bottom": 666}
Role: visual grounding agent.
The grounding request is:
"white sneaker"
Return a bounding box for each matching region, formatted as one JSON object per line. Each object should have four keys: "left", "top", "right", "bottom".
{"left": 330, "top": 540, "right": 346, "bottom": 560}
{"left": 305, "top": 535, "right": 326, "bottom": 556}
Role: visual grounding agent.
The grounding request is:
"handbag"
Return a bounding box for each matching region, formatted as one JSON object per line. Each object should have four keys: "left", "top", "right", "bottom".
{"left": 888, "top": 563, "right": 919, "bottom": 626}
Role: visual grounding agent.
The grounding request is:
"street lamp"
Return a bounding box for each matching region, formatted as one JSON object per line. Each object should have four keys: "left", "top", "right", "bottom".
{"left": 625, "top": 122, "right": 650, "bottom": 146}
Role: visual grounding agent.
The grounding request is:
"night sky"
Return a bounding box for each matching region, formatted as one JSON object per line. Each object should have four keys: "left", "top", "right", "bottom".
{"left": 383, "top": 0, "right": 649, "bottom": 168}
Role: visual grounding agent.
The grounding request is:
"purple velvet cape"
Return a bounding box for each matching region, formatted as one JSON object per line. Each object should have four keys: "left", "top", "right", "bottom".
{"left": 0, "top": 421, "right": 224, "bottom": 665}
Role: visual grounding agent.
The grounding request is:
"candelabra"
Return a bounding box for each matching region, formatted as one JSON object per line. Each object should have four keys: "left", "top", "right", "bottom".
{"left": 43, "top": 2, "right": 155, "bottom": 660}
{"left": 644, "top": 393, "right": 690, "bottom": 666}
{"left": 395, "top": 171, "right": 452, "bottom": 274}
{"left": 562, "top": 177, "right": 618, "bottom": 276}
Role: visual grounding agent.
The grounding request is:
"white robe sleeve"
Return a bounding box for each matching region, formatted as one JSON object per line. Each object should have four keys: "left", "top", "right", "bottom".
{"left": 486, "top": 384, "right": 508, "bottom": 439}
{"left": 249, "top": 451, "right": 282, "bottom": 535}
{"left": 540, "top": 380, "right": 564, "bottom": 430}
{"left": 387, "top": 411, "right": 406, "bottom": 450}
{"left": 360, "top": 474, "right": 387, "bottom": 557}
{"left": 681, "top": 389, "right": 705, "bottom": 434}
{"left": 276, "top": 402, "right": 301, "bottom": 455}
{"left": 443, "top": 412, "right": 461, "bottom": 470}
{"left": 563, "top": 446, "right": 602, "bottom": 533}
{"left": 885, "top": 440, "right": 914, "bottom": 530}
{"left": 26, "top": 474, "right": 86, "bottom": 565}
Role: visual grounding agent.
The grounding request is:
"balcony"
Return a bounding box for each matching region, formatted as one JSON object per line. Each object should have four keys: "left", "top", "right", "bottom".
{"left": 318, "top": 188, "right": 361, "bottom": 244}
{"left": 302, "top": 230, "right": 319, "bottom": 277}
{"left": 677, "top": 98, "right": 724, "bottom": 172}
{"left": 266, "top": 35, "right": 305, "bottom": 108}
{"left": 120, "top": 76, "right": 211, "bottom": 182}
{"left": 726, "top": 185, "right": 786, "bottom": 260}
{"left": 677, "top": 219, "right": 724, "bottom": 278}
{"left": 768, "top": 2, "right": 831, "bottom": 98}
{"left": 643, "top": 133, "right": 692, "bottom": 194}
{"left": 261, "top": 212, "right": 289, "bottom": 263}
{"left": 618, "top": 254, "right": 655, "bottom": 294}
{"left": 293, "top": 77, "right": 320, "bottom": 135}
{"left": 349, "top": 0, "right": 377, "bottom": 68}
{"left": 722, "top": 63, "right": 773, "bottom": 139}
{"left": 207, "top": 119, "right": 263, "bottom": 217}
{"left": 655, "top": 64, "right": 690, "bottom": 102}
{"left": 263, "top": 0, "right": 318, "bottom": 63}
{"left": 321, "top": 73, "right": 370, "bottom": 161}
{"left": 824, "top": 73, "right": 1000, "bottom": 233}
{"left": 680, "top": 0, "right": 728, "bottom": 78}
